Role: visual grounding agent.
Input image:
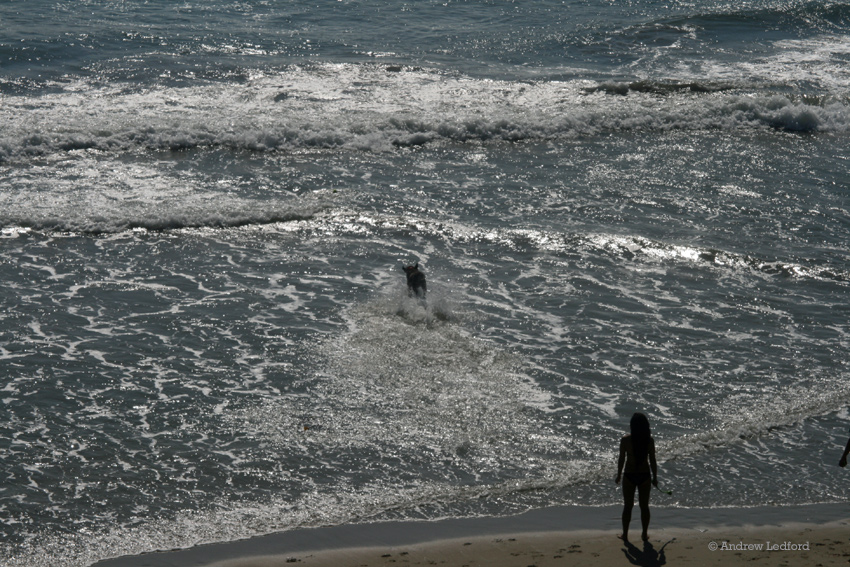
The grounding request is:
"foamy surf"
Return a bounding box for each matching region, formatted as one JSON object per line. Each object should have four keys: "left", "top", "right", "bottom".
{"left": 2, "top": 64, "right": 849, "bottom": 165}
{"left": 3, "top": 1, "right": 850, "bottom": 566}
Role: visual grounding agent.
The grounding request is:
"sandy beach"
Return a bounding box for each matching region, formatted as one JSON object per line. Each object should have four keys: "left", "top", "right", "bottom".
{"left": 212, "top": 526, "right": 850, "bottom": 567}
{"left": 93, "top": 504, "right": 850, "bottom": 567}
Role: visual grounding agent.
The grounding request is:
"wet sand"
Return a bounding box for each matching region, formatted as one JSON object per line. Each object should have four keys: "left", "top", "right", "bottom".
{"left": 92, "top": 504, "right": 850, "bottom": 567}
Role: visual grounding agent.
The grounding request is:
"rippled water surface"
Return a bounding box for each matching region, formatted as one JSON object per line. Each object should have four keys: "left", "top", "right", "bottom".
{"left": 1, "top": 1, "right": 849, "bottom": 566}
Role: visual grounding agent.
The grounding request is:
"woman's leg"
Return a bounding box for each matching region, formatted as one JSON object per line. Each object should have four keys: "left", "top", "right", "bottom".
{"left": 620, "top": 477, "right": 637, "bottom": 541}
{"left": 637, "top": 478, "right": 651, "bottom": 540}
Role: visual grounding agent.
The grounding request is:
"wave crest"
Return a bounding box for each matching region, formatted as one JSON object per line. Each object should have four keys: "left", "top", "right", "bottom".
{"left": 1, "top": 65, "right": 847, "bottom": 163}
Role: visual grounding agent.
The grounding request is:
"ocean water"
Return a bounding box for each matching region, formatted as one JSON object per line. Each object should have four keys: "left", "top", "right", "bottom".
{"left": 1, "top": 1, "right": 849, "bottom": 565}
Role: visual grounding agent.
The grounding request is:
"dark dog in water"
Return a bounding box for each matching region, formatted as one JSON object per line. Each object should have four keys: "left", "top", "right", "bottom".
{"left": 402, "top": 263, "right": 427, "bottom": 299}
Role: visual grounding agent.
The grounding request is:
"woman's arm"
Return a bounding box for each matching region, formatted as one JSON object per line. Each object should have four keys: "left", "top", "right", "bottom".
{"left": 615, "top": 437, "right": 626, "bottom": 484}
{"left": 649, "top": 438, "right": 658, "bottom": 487}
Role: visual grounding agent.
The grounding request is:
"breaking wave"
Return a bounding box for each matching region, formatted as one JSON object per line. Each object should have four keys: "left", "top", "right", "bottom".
{"left": 1, "top": 64, "right": 848, "bottom": 164}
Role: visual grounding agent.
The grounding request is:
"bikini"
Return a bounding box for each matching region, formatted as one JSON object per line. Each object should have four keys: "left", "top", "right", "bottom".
{"left": 624, "top": 472, "right": 651, "bottom": 485}
{"left": 622, "top": 436, "right": 653, "bottom": 485}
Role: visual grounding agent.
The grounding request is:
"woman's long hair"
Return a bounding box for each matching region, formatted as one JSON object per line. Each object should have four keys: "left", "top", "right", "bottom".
{"left": 630, "top": 412, "right": 651, "bottom": 465}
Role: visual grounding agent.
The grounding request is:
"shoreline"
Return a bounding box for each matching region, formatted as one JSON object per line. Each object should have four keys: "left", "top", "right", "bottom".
{"left": 91, "top": 503, "right": 850, "bottom": 567}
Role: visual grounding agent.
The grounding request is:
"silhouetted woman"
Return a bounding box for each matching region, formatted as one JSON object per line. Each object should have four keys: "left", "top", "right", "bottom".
{"left": 615, "top": 412, "right": 658, "bottom": 542}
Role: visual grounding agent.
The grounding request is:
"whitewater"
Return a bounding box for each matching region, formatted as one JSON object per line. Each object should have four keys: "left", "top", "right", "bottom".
{"left": 1, "top": 1, "right": 849, "bottom": 566}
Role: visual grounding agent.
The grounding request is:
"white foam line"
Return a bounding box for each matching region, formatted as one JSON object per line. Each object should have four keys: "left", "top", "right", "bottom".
{"left": 2, "top": 63, "right": 847, "bottom": 170}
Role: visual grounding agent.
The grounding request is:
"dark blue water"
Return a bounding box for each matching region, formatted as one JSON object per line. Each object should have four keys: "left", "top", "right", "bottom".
{"left": 1, "top": 2, "right": 849, "bottom": 566}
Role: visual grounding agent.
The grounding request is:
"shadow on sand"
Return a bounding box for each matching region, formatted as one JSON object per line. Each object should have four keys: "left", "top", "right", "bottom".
{"left": 621, "top": 538, "right": 673, "bottom": 567}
